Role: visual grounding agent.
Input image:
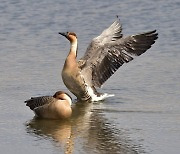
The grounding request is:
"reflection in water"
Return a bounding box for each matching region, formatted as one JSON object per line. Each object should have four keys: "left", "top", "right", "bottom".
{"left": 26, "top": 101, "right": 143, "bottom": 154}
{"left": 27, "top": 119, "right": 73, "bottom": 153}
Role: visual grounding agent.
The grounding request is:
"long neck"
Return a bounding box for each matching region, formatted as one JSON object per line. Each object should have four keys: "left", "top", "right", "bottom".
{"left": 68, "top": 39, "right": 78, "bottom": 59}
{"left": 63, "top": 37, "right": 78, "bottom": 70}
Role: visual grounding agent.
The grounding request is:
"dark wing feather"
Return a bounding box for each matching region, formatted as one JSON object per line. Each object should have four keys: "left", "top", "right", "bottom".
{"left": 120, "top": 30, "right": 158, "bottom": 56}
{"left": 24, "top": 96, "right": 56, "bottom": 110}
{"left": 83, "top": 30, "right": 158, "bottom": 87}
{"left": 81, "top": 19, "right": 123, "bottom": 61}
{"left": 92, "top": 47, "right": 133, "bottom": 87}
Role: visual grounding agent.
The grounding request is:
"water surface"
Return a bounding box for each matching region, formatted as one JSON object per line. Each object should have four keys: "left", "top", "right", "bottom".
{"left": 0, "top": 0, "right": 180, "bottom": 153}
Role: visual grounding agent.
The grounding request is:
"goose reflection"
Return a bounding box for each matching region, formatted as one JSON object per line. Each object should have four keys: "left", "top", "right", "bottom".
{"left": 26, "top": 119, "right": 73, "bottom": 153}
{"left": 26, "top": 100, "right": 143, "bottom": 154}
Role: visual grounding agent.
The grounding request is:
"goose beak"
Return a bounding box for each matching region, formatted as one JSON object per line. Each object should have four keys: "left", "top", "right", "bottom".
{"left": 59, "top": 32, "right": 67, "bottom": 37}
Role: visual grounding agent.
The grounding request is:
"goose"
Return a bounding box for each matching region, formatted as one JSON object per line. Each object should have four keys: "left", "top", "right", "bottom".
{"left": 25, "top": 91, "right": 72, "bottom": 119}
{"left": 59, "top": 19, "right": 158, "bottom": 102}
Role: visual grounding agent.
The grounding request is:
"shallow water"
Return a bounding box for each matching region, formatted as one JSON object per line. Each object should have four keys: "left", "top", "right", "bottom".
{"left": 0, "top": 0, "right": 180, "bottom": 153}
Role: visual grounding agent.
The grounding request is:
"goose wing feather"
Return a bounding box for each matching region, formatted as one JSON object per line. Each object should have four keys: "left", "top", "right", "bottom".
{"left": 24, "top": 96, "right": 56, "bottom": 110}
{"left": 80, "top": 29, "right": 158, "bottom": 88}
{"left": 81, "top": 19, "right": 123, "bottom": 61}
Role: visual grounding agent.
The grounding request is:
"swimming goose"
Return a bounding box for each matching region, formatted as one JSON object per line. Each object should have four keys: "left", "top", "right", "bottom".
{"left": 25, "top": 91, "right": 72, "bottom": 119}
{"left": 59, "top": 19, "right": 158, "bottom": 102}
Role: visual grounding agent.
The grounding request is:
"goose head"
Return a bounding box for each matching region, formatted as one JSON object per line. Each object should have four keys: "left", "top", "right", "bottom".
{"left": 59, "top": 32, "right": 77, "bottom": 42}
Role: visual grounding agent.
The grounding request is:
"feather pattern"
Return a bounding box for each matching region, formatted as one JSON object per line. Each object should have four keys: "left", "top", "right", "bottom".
{"left": 79, "top": 20, "right": 158, "bottom": 88}
{"left": 59, "top": 18, "right": 158, "bottom": 101}
{"left": 81, "top": 19, "right": 123, "bottom": 61}
{"left": 25, "top": 96, "right": 56, "bottom": 110}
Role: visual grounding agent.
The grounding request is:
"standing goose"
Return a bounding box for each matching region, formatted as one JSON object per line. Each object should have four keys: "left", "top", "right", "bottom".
{"left": 59, "top": 19, "right": 158, "bottom": 102}
{"left": 25, "top": 91, "right": 72, "bottom": 119}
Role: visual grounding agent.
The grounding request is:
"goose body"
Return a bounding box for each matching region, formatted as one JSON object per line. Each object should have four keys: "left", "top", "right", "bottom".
{"left": 59, "top": 19, "right": 158, "bottom": 101}
{"left": 25, "top": 91, "right": 72, "bottom": 119}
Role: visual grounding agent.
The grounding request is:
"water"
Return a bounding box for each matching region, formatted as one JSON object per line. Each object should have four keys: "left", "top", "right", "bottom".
{"left": 0, "top": 0, "right": 179, "bottom": 153}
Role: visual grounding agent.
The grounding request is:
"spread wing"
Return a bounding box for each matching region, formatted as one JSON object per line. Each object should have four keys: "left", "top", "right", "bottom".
{"left": 79, "top": 24, "right": 158, "bottom": 88}
{"left": 24, "top": 96, "right": 56, "bottom": 110}
{"left": 81, "top": 19, "right": 123, "bottom": 61}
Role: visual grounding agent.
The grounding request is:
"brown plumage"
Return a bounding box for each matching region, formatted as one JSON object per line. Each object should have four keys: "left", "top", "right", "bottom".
{"left": 25, "top": 91, "right": 72, "bottom": 119}
{"left": 59, "top": 18, "right": 158, "bottom": 101}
